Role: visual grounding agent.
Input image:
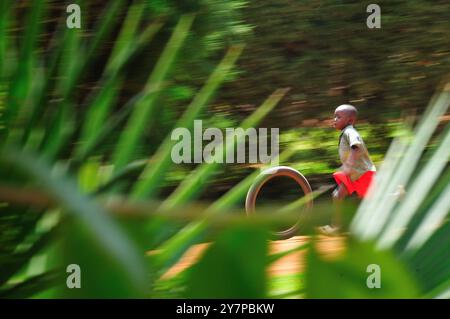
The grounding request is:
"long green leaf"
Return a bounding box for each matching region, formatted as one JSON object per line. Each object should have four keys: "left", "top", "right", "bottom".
{"left": 0, "top": 148, "right": 147, "bottom": 291}
{"left": 5, "top": 0, "right": 46, "bottom": 137}
{"left": 0, "top": 0, "right": 12, "bottom": 79}
{"left": 185, "top": 225, "right": 269, "bottom": 298}
{"left": 40, "top": 19, "right": 82, "bottom": 159}
{"left": 0, "top": 270, "right": 60, "bottom": 299}
{"left": 104, "top": 0, "right": 146, "bottom": 77}
{"left": 377, "top": 125, "right": 450, "bottom": 249}
{"left": 41, "top": 1, "right": 125, "bottom": 160}
{"left": 78, "top": 0, "right": 144, "bottom": 145}
{"left": 405, "top": 179, "right": 450, "bottom": 252}
{"left": 112, "top": 14, "right": 195, "bottom": 170}
{"left": 0, "top": 223, "right": 57, "bottom": 287}
{"left": 74, "top": 16, "right": 164, "bottom": 163}
{"left": 151, "top": 101, "right": 291, "bottom": 271}
{"left": 160, "top": 88, "right": 290, "bottom": 210}
{"left": 20, "top": 20, "right": 71, "bottom": 147}
{"left": 131, "top": 44, "right": 244, "bottom": 199}
{"left": 72, "top": 95, "right": 137, "bottom": 163}
{"left": 353, "top": 87, "right": 450, "bottom": 240}
{"left": 79, "top": 77, "right": 122, "bottom": 143}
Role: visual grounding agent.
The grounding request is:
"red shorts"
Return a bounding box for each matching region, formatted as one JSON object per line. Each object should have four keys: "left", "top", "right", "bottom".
{"left": 333, "top": 171, "right": 375, "bottom": 198}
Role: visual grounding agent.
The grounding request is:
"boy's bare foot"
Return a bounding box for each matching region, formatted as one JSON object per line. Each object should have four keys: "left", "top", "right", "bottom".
{"left": 317, "top": 225, "right": 340, "bottom": 236}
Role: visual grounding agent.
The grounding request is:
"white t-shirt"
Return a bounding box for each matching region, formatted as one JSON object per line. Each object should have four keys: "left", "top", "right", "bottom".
{"left": 338, "top": 125, "right": 376, "bottom": 181}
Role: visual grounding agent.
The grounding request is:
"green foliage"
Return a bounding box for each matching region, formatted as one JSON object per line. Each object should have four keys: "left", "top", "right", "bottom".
{"left": 0, "top": 0, "right": 268, "bottom": 298}
{"left": 215, "top": 0, "right": 450, "bottom": 126}
{"left": 1, "top": 147, "right": 148, "bottom": 296}
{"left": 112, "top": 14, "right": 195, "bottom": 170}
{"left": 131, "top": 44, "right": 245, "bottom": 199}
{"left": 0, "top": 0, "right": 448, "bottom": 299}
{"left": 185, "top": 224, "right": 269, "bottom": 298}
{"left": 305, "top": 239, "right": 420, "bottom": 298}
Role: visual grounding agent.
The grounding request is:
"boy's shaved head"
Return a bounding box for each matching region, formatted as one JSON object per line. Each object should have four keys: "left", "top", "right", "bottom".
{"left": 333, "top": 104, "right": 358, "bottom": 130}
{"left": 335, "top": 104, "right": 358, "bottom": 118}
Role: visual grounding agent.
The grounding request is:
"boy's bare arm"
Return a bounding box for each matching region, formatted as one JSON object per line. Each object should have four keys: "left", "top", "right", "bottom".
{"left": 343, "top": 145, "right": 360, "bottom": 176}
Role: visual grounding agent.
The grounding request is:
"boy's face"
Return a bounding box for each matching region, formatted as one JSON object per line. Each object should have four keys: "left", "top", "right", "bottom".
{"left": 334, "top": 109, "right": 352, "bottom": 130}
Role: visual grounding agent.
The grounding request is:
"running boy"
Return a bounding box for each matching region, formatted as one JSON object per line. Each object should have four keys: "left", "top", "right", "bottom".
{"left": 332, "top": 104, "right": 376, "bottom": 200}
{"left": 320, "top": 104, "right": 376, "bottom": 235}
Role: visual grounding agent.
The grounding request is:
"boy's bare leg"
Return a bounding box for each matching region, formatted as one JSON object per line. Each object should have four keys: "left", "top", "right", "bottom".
{"left": 333, "top": 183, "right": 348, "bottom": 200}
{"left": 318, "top": 184, "right": 348, "bottom": 235}
{"left": 332, "top": 184, "right": 348, "bottom": 229}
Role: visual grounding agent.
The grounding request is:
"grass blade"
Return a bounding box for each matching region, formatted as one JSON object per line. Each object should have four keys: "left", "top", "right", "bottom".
{"left": 354, "top": 87, "right": 450, "bottom": 241}
{"left": 74, "top": 18, "right": 164, "bottom": 163}
{"left": 0, "top": 0, "right": 12, "bottom": 79}
{"left": 0, "top": 270, "right": 60, "bottom": 299}
{"left": 377, "top": 125, "right": 450, "bottom": 249}
{"left": 0, "top": 147, "right": 147, "bottom": 291}
{"left": 160, "top": 88, "right": 290, "bottom": 210}
{"left": 404, "top": 182, "right": 450, "bottom": 252}
{"left": 150, "top": 98, "right": 291, "bottom": 271}
{"left": 131, "top": 44, "right": 244, "bottom": 199}
{"left": 112, "top": 14, "right": 195, "bottom": 170}
{"left": 5, "top": 0, "right": 46, "bottom": 136}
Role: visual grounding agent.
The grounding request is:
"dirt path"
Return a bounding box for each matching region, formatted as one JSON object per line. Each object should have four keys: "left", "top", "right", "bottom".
{"left": 160, "top": 235, "right": 345, "bottom": 279}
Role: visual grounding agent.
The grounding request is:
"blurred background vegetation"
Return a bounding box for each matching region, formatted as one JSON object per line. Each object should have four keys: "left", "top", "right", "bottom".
{"left": 0, "top": 0, "right": 449, "bottom": 298}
